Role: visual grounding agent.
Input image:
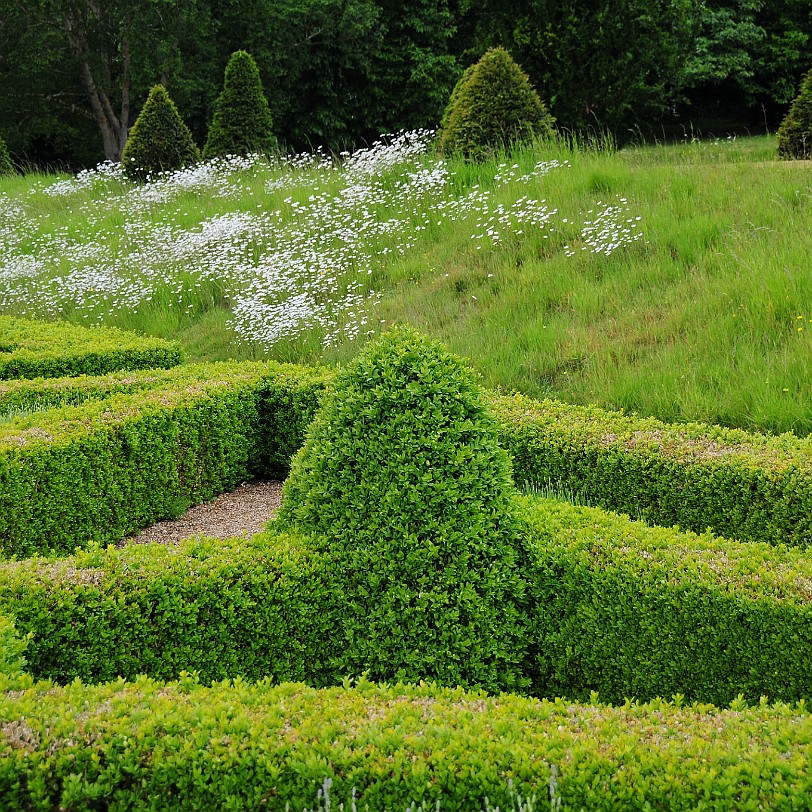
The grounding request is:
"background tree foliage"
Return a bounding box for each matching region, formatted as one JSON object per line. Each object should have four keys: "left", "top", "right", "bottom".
{"left": 0, "top": 0, "right": 809, "bottom": 167}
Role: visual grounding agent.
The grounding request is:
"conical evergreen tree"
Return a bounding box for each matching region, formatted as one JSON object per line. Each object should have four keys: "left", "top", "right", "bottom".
{"left": 122, "top": 85, "right": 200, "bottom": 181}
{"left": 277, "top": 327, "right": 532, "bottom": 693}
{"left": 778, "top": 68, "right": 812, "bottom": 160}
{"left": 203, "top": 51, "right": 277, "bottom": 159}
{"left": 0, "top": 134, "right": 14, "bottom": 177}
{"left": 438, "top": 47, "right": 554, "bottom": 162}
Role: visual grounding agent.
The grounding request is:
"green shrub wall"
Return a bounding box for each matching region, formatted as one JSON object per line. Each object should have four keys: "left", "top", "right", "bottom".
{"left": 0, "top": 317, "right": 181, "bottom": 379}
{"left": 523, "top": 497, "right": 812, "bottom": 706}
{"left": 0, "top": 678, "right": 809, "bottom": 811}
{"left": 0, "top": 361, "right": 327, "bottom": 558}
{"left": 490, "top": 392, "right": 812, "bottom": 547}
{"left": 6, "top": 357, "right": 812, "bottom": 557}
{"left": 1, "top": 495, "right": 810, "bottom": 704}
{"left": 0, "top": 533, "right": 335, "bottom": 686}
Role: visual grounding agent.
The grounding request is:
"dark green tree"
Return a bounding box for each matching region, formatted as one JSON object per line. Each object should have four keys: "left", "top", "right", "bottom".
{"left": 454, "top": 0, "right": 694, "bottom": 140}
{"left": 777, "top": 67, "right": 812, "bottom": 158}
{"left": 438, "top": 63, "right": 474, "bottom": 132}
{"left": 203, "top": 50, "right": 277, "bottom": 159}
{"left": 438, "top": 47, "right": 554, "bottom": 160}
{"left": 0, "top": 133, "right": 13, "bottom": 176}
{"left": 210, "top": 0, "right": 383, "bottom": 150}
{"left": 121, "top": 85, "right": 199, "bottom": 181}
{"left": 277, "top": 328, "right": 532, "bottom": 693}
{"left": 363, "top": 0, "right": 460, "bottom": 136}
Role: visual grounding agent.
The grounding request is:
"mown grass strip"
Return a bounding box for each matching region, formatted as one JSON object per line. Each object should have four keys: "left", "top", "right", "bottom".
{"left": 0, "top": 677, "right": 809, "bottom": 811}
{"left": 0, "top": 316, "right": 181, "bottom": 379}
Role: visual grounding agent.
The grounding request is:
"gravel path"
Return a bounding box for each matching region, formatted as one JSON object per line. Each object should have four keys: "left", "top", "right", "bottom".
{"left": 121, "top": 480, "right": 284, "bottom": 546}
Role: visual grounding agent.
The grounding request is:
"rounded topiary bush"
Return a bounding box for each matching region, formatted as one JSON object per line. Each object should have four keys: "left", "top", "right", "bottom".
{"left": 778, "top": 68, "right": 812, "bottom": 160}
{"left": 0, "top": 134, "right": 13, "bottom": 177}
{"left": 203, "top": 51, "right": 277, "bottom": 160}
{"left": 122, "top": 85, "right": 200, "bottom": 181}
{"left": 277, "top": 327, "right": 532, "bottom": 693}
{"left": 438, "top": 47, "right": 554, "bottom": 162}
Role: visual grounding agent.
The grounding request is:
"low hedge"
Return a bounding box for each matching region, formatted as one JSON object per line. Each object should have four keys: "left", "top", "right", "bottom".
{"left": 1, "top": 496, "right": 810, "bottom": 705}
{"left": 490, "top": 392, "right": 812, "bottom": 547}
{"left": 0, "top": 677, "right": 810, "bottom": 811}
{"left": 523, "top": 496, "right": 812, "bottom": 706}
{"left": 6, "top": 356, "right": 812, "bottom": 557}
{"left": 0, "top": 361, "right": 327, "bottom": 558}
{"left": 0, "top": 316, "right": 181, "bottom": 379}
{"left": 0, "top": 533, "right": 335, "bottom": 686}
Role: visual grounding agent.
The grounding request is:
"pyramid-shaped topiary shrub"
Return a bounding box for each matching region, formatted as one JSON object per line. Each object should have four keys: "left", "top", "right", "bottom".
{"left": 438, "top": 47, "right": 554, "bottom": 162}
{"left": 438, "top": 64, "right": 475, "bottom": 134}
{"left": 122, "top": 85, "right": 200, "bottom": 181}
{"left": 277, "top": 327, "right": 532, "bottom": 693}
{"left": 0, "top": 133, "right": 13, "bottom": 177}
{"left": 203, "top": 51, "right": 277, "bottom": 160}
{"left": 778, "top": 67, "right": 812, "bottom": 159}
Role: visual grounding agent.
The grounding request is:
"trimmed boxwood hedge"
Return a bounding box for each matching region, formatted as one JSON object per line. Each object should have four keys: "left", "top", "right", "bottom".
{"left": 0, "top": 361, "right": 328, "bottom": 559}
{"left": 1, "top": 494, "right": 810, "bottom": 705}
{"left": 0, "top": 317, "right": 181, "bottom": 380}
{"left": 523, "top": 496, "right": 812, "bottom": 706}
{"left": 0, "top": 677, "right": 810, "bottom": 811}
{"left": 6, "top": 357, "right": 812, "bottom": 559}
{"left": 0, "top": 532, "right": 335, "bottom": 686}
{"left": 489, "top": 391, "right": 812, "bottom": 548}
{"left": 278, "top": 328, "right": 533, "bottom": 694}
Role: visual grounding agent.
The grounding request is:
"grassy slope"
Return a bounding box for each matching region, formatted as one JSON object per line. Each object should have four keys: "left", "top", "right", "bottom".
{"left": 1, "top": 135, "right": 811, "bottom": 435}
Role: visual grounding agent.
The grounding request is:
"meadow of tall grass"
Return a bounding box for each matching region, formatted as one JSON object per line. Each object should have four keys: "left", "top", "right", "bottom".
{"left": 1, "top": 131, "right": 810, "bottom": 435}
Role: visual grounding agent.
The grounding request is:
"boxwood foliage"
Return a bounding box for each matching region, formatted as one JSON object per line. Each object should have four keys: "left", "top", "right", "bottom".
{"left": 0, "top": 361, "right": 328, "bottom": 559}
{"left": 0, "top": 614, "right": 27, "bottom": 679}
{"left": 0, "top": 532, "right": 335, "bottom": 686}
{"left": 778, "top": 67, "right": 812, "bottom": 159}
{"left": 203, "top": 50, "right": 277, "bottom": 159}
{"left": 523, "top": 496, "right": 812, "bottom": 706}
{"left": 0, "top": 316, "right": 180, "bottom": 380}
{"left": 277, "top": 328, "right": 533, "bottom": 693}
{"left": 1, "top": 677, "right": 810, "bottom": 811}
{"left": 489, "top": 391, "right": 812, "bottom": 548}
{"left": 122, "top": 85, "right": 200, "bottom": 182}
{"left": 438, "top": 47, "right": 555, "bottom": 162}
{"left": 2, "top": 492, "right": 810, "bottom": 704}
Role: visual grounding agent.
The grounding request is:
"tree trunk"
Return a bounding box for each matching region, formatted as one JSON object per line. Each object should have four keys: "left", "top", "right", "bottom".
{"left": 63, "top": 1, "right": 128, "bottom": 162}
{"left": 78, "top": 59, "right": 121, "bottom": 161}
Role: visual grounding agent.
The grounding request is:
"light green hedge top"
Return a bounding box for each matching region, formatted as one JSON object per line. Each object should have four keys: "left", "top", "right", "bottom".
{"left": 522, "top": 496, "right": 812, "bottom": 605}
{"left": 490, "top": 391, "right": 812, "bottom": 546}
{"left": 0, "top": 316, "right": 181, "bottom": 379}
{"left": 0, "top": 360, "right": 325, "bottom": 446}
{"left": 0, "top": 677, "right": 809, "bottom": 810}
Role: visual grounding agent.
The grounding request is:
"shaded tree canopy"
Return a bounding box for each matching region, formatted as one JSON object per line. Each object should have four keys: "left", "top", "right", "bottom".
{"left": 0, "top": 0, "right": 810, "bottom": 166}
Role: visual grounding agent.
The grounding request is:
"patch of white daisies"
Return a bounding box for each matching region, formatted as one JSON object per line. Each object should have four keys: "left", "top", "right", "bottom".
{"left": 0, "top": 131, "right": 643, "bottom": 350}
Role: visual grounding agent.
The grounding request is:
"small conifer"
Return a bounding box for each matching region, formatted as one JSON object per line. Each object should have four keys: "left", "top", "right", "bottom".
{"left": 0, "top": 134, "right": 14, "bottom": 177}
{"left": 122, "top": 85, "right": 200, "bottom": 181}
{"left": 438, "top": 47, "right": 554, "bottom": 162}
{"left": 203, "top": 51, "right": 277, "bottom": 160}
{"left": 778, "top": 68, "right": 812, "bottom": 160}
{"left": 277, "top": 327, "right": 532, "bottom": 693}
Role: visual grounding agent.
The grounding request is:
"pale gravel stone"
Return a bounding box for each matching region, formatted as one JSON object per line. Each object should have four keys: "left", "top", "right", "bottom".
{"left": 121, "top": 480, "right": 283, "bottom": 547}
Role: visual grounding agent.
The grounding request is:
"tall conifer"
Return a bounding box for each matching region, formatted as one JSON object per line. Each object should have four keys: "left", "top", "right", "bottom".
{"left": 204, "top": 51, "right": 277, "bottom": 159}
{"left": 122, "top": 85, "right": 200, "bottom": 181}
